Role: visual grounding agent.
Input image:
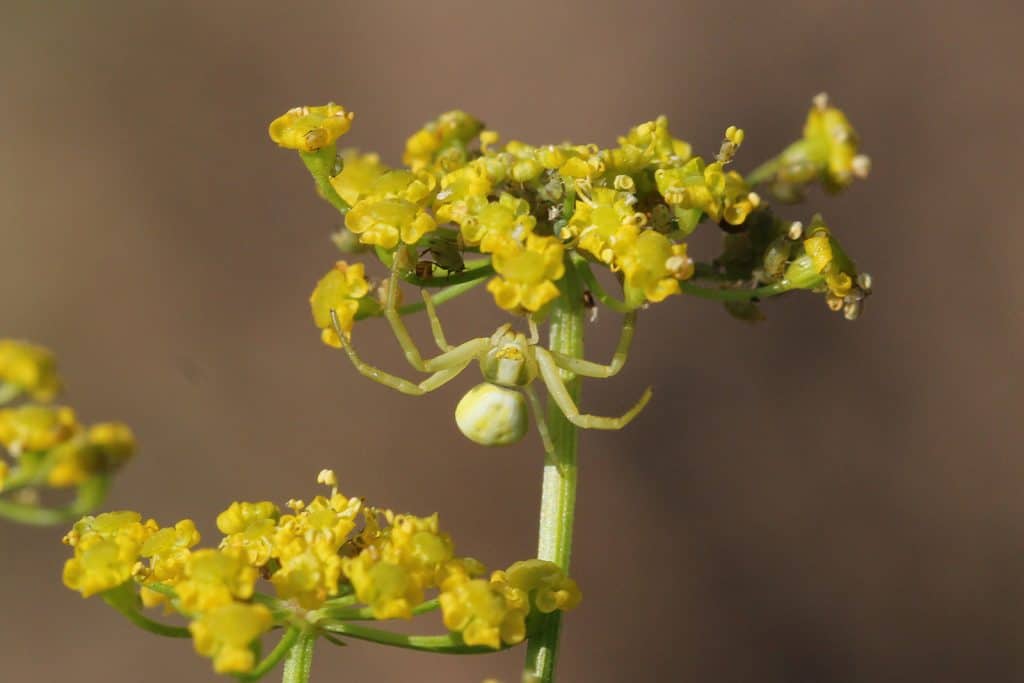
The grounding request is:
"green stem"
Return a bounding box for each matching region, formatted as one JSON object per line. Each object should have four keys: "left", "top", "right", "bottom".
{"left": 354, "top": 277, "right": 486, "bottom": 321}
{"left": 237, "top": 627, "right": 300, "bottom": 682}
{"left": 679, "top": 280, "right": 792, "bottom": 302}
{"left": 281, "top": 629, "right": 316, "bottom": 683}
{"left": 299, "top": 148, "right": 350, "bottom": 216}
{"left": 0, "top": 475, "right": 109, "bottom": 526}
{"left": 101, "top": 583, "right": 190, "bottom": 638}
{"left": 524, "top": 257, "right": 584, "bottom": 683}
{"left": 745, "top": 156, "right": 781, "bottom": 186}
{"left": 318, "top": 622, "right": 504, "bottom": 655}
{"left": 313, "top": 597, "right": 440, "bottom": 621}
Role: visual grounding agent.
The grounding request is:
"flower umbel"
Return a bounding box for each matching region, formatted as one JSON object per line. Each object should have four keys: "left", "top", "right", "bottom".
{"left": 63, "top": 470, "right": 583, "bottom": 675}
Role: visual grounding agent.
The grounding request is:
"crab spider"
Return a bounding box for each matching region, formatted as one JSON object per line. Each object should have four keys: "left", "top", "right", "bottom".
{"left": 328, "top": 267, "right": 651, "bottom": 456}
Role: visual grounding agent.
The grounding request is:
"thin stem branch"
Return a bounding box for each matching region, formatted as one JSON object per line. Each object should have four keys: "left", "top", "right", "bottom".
{"left": 237, "top": 627, "right": 300, "bottom": 682}
{"left": 312, "top": 598, "right": 440, "bottom": 622}
{"left": 745, "top": 156, "right": 781, "bottom": 186}
{"left": 0, "top": 475, "right": 110, "bottom": 526}
{"left": 679, "top": 280, "right": 792, "bottom": 302}
{"left": 318, "top": 622, "right": 505, "bottom": 655}
{"left": 101, "top": 584, "right": 190, "bottom": 639}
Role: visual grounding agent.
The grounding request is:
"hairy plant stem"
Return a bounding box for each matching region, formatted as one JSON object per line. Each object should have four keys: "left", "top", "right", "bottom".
{"left": 282, "top": 628, "right": 316, "bottom": 683}
{"left": 524, "top": 259, "right": 584, "bottom": 683}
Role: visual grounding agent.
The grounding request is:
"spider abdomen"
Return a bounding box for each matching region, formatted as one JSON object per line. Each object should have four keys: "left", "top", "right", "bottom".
{"left": 454, "top": 382, "right": 529, "bottom": 446}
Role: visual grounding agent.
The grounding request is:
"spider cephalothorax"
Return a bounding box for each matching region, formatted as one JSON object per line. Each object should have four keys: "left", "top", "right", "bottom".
{"left": 329, "top": 263, "right": 650, "bottom": 457}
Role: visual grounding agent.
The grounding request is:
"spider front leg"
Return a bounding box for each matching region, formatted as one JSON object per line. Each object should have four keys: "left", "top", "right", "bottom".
{"left": 534, "top": 346, "right": 652, "bottom": 430}
{"left": 546, "top": 311, "right": 636, "bottom": 379}
{"left": 382, "top": 256, "right": 457, "bottom": 370}
{"left": 330, "top": 310, "right": 481, "bottom": 396}
{"left": 420, "top": 289, "right": 452, "bottom": 352}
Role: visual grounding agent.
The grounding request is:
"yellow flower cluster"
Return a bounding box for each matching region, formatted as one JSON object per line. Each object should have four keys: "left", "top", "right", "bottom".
{"left": 309, "top": 260, "right": 371, "bottom": 345}
{"left": 0, "top": 343, "right": 135, "bottom": 503}
{"left": 0, "top": 404, "right": 135, "bottom": 487}
{"left": 63, "top": 470, "right": 582, "bottom": 674}
{"left": 268, "top": 103, "right": 354, "bottom": 153}
{"left": 0, "top": 339, "right": 60, "bottom": 402}
{"left": 273, "top": 99, "right": 869, "bottom": 327}
{"left": 773, "top": 93, "right": 871, "bottom": 198}
{"left": 783, "top": 215, "right": 869, "bottom": 319}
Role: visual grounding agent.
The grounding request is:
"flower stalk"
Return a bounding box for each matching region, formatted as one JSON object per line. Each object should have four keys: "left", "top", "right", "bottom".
{"left": 524, "top": 261, "right": 584, "bottom": 682}
{"left": 282, "top": 628, "right": 317, "bottom": 683}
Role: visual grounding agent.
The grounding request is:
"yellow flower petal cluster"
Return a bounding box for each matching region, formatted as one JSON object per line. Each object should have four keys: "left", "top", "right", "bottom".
{"left": 616, "top": 231, "right": 694, "bottom": 305}
{"left": 309, "top": 260, "right": 371, "bottom": 346}
{"left": 492, "top": 559, "right": 582, "bottom": 614}
{"left": 270, "top": 487, "right": 361, "bottom": 608}
{"left": 62, "top": 511, "right": 158, "bottom": 597}
{"left": 403, "top": 110, "right": 484, "bottom": 172}
{"left": 175, "top": 549, "right": 259, "bottom": 613}
{"left": 268, "top": 103, "right": 353, "bottom": 152}
{"left": 434, "top": 161, "right": 493, "bottom": 226}
{"left": 775, "top": 93, "right": 870, "bottom": 195}
{"left": 46, "top": 422, "right": 136, "bottom": 487}
{"left": 189, "top": 602, "right": 273, "bottom": 674}
{"left": 440, "top": 576, "right": 526, "bottom": 648}
{"left": 566, "top": 187, "right": 642, "bottom": 266}
{"left": 0, "top": 339, "right": 60, "bottom": 402}
{"left": 487, "top": 235, "right": 565, "bottom": 312}
{"left": 610, "top": 116, "right": 693, "bottom": 174}
{"left": 217, "top": 501, "right": 280, "bottom": 566}
{"left": 344, "top": 170, "right": 438, "bottom": 249}
{"left": 138, "top": 518, "right": 201, "bottom": 607}
{"left": 0, "top": 404, "right": 78, "bottom": 454}
{"left": 329, "top": 150, "right": 389, "bottom": 206}
{"left": 342, "top": 511, "right": 454, "bottom": 619}
{"left": 461, "top": 192, "right": 537, "bottom": 253}
{"left": 654, "top": 156, "right": 759, "bottom": 227}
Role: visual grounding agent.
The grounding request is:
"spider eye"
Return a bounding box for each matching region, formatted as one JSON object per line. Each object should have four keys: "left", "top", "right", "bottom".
{"left": 454, "top": 383, "right": 529, "bottom": 447}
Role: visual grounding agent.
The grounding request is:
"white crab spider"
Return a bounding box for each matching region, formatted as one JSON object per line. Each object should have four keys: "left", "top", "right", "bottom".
{"left": 328, "top": 268, "right": 651, "bottom": 457}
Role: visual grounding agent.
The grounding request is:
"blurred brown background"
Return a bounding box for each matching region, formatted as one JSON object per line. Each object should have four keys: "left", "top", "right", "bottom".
{"left": 1, "top": 1, "right": 1021, "bottom": 681}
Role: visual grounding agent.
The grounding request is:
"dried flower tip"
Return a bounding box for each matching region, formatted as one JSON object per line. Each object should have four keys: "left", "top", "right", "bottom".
{"left": 851, "top": 154, "right": 872, "bottom": 179}
{"left": 813, "top": 92, "right": 830, "bottom": 110}
{"left": 787, "top": 221, "right": 804, "bottom": 240}
{"left": 843, "top": 300, "right": 861, "bottom": 320}
{"left": 856, "top": 272, "right": 873, "bottom": 293}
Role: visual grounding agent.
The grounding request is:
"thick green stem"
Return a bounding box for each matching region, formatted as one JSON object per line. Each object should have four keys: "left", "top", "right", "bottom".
{"left": 281, "top": 629, "right": 316, "bottom": 683}
{"left": 524, "top": 259, "right": 584, "bottom": 682}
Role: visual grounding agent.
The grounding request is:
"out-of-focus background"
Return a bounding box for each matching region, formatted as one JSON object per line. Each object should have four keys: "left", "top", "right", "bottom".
{"left": 1, "top": 1, "right": 1021, "bottom": 681}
